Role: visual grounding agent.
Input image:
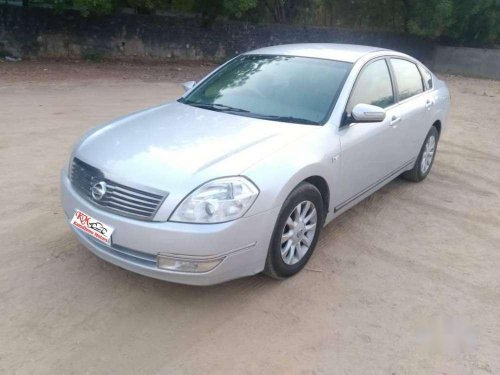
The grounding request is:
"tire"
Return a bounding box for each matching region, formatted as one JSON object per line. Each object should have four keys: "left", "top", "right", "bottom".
{"left": 402, "top": 126, "right": 439, "bottom": 182}
{"left": 264, "top": 182, "right": 324, "bottom": 279}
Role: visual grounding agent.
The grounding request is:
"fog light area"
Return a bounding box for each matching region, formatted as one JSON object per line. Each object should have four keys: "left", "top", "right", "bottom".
{"left": 157, "top": 255, "right": 224, "bottom": 273}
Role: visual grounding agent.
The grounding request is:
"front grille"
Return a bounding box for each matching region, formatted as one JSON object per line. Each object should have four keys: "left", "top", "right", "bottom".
{"left": 70, "top": 158, "right": 166, "bottom": 220}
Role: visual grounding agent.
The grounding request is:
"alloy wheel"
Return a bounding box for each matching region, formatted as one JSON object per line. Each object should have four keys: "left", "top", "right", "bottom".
{"left": 280, "top": 200, "right": 317, "bottom": 265}
{"left": 421, "top": 135, "right": 436, "bottom": 174}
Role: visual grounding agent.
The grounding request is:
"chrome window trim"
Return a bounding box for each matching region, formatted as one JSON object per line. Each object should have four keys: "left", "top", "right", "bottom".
{"left": 341, "top": 54, "right": 432, "bottom": 129}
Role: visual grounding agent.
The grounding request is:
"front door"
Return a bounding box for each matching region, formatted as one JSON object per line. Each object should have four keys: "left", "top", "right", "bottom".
{"left": 336, "top": 58, "right": 401, "bottom": 209}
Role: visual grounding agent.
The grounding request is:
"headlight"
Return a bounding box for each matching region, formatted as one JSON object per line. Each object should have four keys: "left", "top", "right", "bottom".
{"left": 170, "top": 177, "right": 259, "bottom": 223}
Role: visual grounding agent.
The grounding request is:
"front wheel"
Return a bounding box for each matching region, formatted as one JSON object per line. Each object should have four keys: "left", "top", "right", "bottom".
{"left": 402, "top": 126, "right": 439, "bottom": 182}
{"left": 264, "top": 182, "right": 324, "bottom": 279}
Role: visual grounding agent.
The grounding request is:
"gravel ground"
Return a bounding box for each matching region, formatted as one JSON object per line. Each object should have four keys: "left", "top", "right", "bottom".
{"left": 0, "top": 60, "right": 499, "bottom": 375}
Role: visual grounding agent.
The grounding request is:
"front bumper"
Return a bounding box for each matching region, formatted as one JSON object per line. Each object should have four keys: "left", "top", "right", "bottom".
{"left": 61, "top": 171, "right": 279, "bottom": 285}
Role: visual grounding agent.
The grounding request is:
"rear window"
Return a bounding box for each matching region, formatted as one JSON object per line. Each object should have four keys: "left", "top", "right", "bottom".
{"left": 390, "top": 58, "right": 424, "bottom": 101}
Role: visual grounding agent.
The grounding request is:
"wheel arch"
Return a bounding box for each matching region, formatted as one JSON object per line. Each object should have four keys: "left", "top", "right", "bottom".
{"left": 245, "top": 159, "right": 336, "bottom": 219}
{"left": 433, "top": 120, "right": 442, "bottom": 137}
{"left": 303, "top": 176, "right": 330, "bottom": 218}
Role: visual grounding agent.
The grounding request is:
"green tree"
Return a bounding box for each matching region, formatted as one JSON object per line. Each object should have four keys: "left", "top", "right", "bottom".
{"left": 192, "top": 0, "right": 258, "bottom": 24}
{"left": 73, "top": 0, "right": 115, "bottom": 15}
{"left": 261, "top": 0, "right": 314, "bottom": 23}
{"left": 449, "top": 0, "right": 499, "bottom": 44}
{"left": 313, "top": 0, "right": 499, "bottom": 44}
{"left": 40, "top": 0, "right": 500, "bottom": 44}
{"left": 405, "top": 0, "right": 455, "bottom": 37}
{"left": 404, "top": 0, "right": 499, "bottom": 44}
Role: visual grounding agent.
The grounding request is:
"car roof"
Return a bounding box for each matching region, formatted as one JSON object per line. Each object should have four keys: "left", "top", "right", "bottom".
{"left": 245, "top": 43, "right": 391, "bottom": 63}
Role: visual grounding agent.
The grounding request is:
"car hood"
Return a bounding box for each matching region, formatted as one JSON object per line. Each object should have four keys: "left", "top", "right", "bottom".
{"left": 75, "top": 101, "right": 316, "bottom": 194}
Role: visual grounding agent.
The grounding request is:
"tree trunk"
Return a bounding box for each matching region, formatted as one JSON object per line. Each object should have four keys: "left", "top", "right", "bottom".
{"left": 402, "top": 0, "right": 410, "bottom": 33}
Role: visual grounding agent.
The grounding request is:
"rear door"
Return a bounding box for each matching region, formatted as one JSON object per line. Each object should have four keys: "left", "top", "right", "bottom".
{"left": 419, "top": 64, "right": 439, "bottom": 135}
{"left": 388, "top": 58, "right": 429, "bottom": 162}
{"left": 337, "top": 58, "right": 401, "bottom": 208}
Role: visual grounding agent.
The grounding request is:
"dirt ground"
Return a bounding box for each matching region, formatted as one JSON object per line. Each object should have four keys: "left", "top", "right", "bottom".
{"left": 1, "top": 60, "right": 499, "bottom": 375}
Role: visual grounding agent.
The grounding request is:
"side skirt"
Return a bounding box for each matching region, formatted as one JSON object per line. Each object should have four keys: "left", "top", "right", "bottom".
{"left": 324, "top": 157, "right": 416, "bottom": 225}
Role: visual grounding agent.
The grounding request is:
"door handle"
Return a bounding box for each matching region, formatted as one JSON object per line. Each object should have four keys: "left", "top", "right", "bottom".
{"left": 425, "top": 99, "right": 434, "bottom": 110}
{"left": 390, "top": 115, "right": 401, "bottom": 127}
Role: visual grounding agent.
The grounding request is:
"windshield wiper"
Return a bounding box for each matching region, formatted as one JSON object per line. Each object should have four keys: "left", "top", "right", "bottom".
{"left": 253, "top": 114, "right": 320, "bottom": 125}
{"left": 187, "top": 102, "right": 250, "bottom": 113}
{"left": 183, "top": 101, "right": 319, "bottom": 125}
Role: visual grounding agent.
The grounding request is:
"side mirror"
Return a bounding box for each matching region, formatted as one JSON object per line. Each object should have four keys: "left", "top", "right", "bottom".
{"left": 352, "top": 103, "right": 386, "bottom": 123}
{"left": 182, "top": 81, "right": 196, "bottom": 92}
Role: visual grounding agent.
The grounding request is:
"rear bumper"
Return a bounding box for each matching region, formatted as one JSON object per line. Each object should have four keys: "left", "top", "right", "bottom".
{"left": 61, "top": 171, "right": 279, "bottom": 285}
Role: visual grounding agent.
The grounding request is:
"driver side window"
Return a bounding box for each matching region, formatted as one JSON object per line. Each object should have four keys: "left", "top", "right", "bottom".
{"left": 346, "top": 59, "right": 395, "bottom": 115}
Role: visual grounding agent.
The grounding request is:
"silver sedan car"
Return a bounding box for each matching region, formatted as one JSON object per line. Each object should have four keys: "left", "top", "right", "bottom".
{"left": 61, "top": 43, "right": 450, "bottom": 285}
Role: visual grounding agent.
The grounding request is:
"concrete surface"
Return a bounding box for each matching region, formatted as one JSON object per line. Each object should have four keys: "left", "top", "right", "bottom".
{"left": 0, "top": 61, "right": 499, "bottom": 374}
{"left": 433, "top": 46, "right": 500, "bottom": 80}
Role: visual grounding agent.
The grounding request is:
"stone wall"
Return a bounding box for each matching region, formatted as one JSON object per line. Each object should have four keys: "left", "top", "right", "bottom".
{"left": 433, "top": 46, "right": 500, "bottom": 79}
{"left": 2, "top": 5, "right": 499, "bottom": 79}
{"left": 0, "top": 5, "right": 435, "bottom": 63}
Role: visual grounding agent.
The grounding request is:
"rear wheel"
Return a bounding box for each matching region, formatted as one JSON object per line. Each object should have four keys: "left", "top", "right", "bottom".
{"left": 402, "top": 126, "right": 439, "bottom": 182}
{"left": 264, "top": 182, "right": 324, "bottom": 279}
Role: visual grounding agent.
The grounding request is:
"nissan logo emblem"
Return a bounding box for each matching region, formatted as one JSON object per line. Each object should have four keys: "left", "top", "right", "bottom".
{"left": 91, "top": 181, "right": 107, "bottom": 201}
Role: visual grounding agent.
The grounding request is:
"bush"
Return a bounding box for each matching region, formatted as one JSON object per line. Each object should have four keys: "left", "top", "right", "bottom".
{"left": 37, "top": 0, "right": 499, "bottom": 45}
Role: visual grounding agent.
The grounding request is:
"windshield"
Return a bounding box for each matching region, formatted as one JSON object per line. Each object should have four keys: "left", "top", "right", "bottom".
{"left": 180, "top": 55, "right": 352, "bottom": 125}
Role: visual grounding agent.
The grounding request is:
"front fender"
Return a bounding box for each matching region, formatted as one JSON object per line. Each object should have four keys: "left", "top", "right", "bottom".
{"left": 243, "top": 128, "right": 341, "bottom": 218}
